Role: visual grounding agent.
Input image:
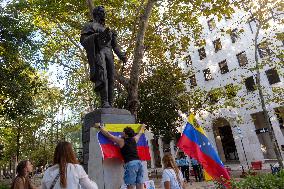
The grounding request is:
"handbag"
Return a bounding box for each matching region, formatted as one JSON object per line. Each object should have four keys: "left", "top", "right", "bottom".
{"left": 49, "top": 173, "right": 60, "bottom": 189}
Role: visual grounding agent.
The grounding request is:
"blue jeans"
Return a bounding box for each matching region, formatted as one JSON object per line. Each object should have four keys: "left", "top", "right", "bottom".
{"left": 124, "top": 160, "right": 144, "bottom": 185}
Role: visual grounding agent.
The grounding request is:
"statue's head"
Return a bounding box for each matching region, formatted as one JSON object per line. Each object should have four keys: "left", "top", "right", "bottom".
{"left": 93, "top": 6, "right": 105, "bottom": 25}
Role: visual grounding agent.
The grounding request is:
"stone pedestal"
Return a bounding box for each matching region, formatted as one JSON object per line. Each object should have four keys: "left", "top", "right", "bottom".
{"left": 82, "top": 108, "right": 148, "bottom": 189}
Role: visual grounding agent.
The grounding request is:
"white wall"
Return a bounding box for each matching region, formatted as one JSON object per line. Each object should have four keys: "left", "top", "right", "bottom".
{"left": 182, "top": 9, "right": 284, "bottom": 164}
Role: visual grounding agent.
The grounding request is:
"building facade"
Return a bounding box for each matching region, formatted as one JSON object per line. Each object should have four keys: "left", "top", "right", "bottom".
{"left": 181, "top": 9, "right": 284, "bottom": 167}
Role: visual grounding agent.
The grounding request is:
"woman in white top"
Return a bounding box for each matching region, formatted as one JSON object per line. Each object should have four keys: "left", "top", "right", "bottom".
{"left": 41, "top": 141, "right": 98, "bottom": 189}
{"left": 162, "top": 154, "right": 185, "bottom": 189}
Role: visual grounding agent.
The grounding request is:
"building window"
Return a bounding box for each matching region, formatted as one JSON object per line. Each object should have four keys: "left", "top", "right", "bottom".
{"left": 245, "top": 76, "right": 256, "bottom": 92}
{"left": 185, "top": 55, "right": 192, "bottom": 66}
{"left": 189, "top": 75, "right": 197, "bottom": 87}
{"left": 231, "top": 28, "right": 239, "bottom": 43}
{"left": 203, "top": 68, "right": 213, "bottom": 81}
{"left": 219, "top": 60, "right": 229, "bottom": 74}
{"left": 198, "top": 47, "right": 206, "bottom": 60}
{"left": 213, "top": 38, "right": 222, "bottom": 52}
{"left": 257, "top": 41, "right": 271, "bottom": 58}
{"left": 208, "top": 18, "right": 216, "bottom": 31}
{"left": 225, "top": 84, "right": 237, "bottom": 98}
{"left": 265, "top": 68, "right": 280, "bottom": 85}
{"left": 237, "top": 51, "right": 248, "bottom": 66}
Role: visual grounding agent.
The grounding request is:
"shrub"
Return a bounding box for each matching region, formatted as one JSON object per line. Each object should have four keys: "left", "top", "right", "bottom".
{"left": 0, "top": 184, "right": 9, "bottom": 189}
{"left": 214, "top": 170, "right": 284, "bottom": 189}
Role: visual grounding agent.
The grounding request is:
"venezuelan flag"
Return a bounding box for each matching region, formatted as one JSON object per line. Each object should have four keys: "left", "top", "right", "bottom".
{"left": 98, "top": 124, "right": 151, "bottom": 161}
{"left": 177, "top": 114, "right": 230, "bottom": 182}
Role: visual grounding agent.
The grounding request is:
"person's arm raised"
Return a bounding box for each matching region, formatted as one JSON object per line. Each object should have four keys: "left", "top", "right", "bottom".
{"left": 93, "top": 123, "right": 124, "bottom": 147}
{"left": 134, "top": 124, "right": 146, "bottom": 143}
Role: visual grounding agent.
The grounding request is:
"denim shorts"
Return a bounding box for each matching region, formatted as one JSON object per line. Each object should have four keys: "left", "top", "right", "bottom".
{"left": 124, "top": 160, "right": 144, "bottom": 185}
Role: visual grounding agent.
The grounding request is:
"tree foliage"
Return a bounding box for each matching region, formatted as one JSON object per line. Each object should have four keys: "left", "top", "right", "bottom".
{"left": 8, "top": 0, "right": 237, "bottom": 114}
{"left": 138, "top": 62, "right": 187, "bottom": 138}
{"left": 0, "top": 0, "right": 249, "bottom": 165}
{"left": 0, "top": 2, "right": 79, "bottom": 168}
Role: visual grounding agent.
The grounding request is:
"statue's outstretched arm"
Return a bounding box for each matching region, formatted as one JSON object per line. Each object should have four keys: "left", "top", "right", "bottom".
{"left": 111, "top": 31, "right": 127, "bottom": 63}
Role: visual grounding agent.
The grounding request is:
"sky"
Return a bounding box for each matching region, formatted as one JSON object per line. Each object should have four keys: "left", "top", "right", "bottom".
{"left": 45, "top": 64, "right": 67, "bottom": 89}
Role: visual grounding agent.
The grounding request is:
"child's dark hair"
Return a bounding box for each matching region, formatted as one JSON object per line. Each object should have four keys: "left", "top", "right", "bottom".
{"left": 123, "top": 127, "right": 135, "bottom": 137}
{"left": 11, "top": 160, "right": 31, "bottom": 189}
{"left": 16, "top": 160, "right": 29, "bottom": 177}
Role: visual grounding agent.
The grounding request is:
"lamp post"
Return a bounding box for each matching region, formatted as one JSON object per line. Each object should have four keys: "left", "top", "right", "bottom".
{"left": 237, "top": 127, "right": 249, "bottom": 170}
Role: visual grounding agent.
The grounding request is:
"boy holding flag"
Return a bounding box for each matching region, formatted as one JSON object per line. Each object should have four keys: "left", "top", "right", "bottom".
{"left": 94, "top": 123, "right": 146, "bottom": 189}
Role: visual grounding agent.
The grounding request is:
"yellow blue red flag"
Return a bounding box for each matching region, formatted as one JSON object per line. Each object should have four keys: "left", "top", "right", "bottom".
{"left": 177, "top": 114, "right": 230, "bottom": 183}
{"left": 98, "top": 124, "right": 151, "bottom": 161}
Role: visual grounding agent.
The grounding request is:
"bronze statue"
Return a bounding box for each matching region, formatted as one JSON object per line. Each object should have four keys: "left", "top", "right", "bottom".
{"left": 80, "top": 6, "right": 127, "bottom": 108}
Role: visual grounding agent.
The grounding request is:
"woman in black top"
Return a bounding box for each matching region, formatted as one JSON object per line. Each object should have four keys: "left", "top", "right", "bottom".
{"left": 94, "top": 124, "right": 145, "bottom": 189}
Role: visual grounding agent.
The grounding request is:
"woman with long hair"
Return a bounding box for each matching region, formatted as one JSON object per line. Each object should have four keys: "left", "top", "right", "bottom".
{"left": 11, "top": 160, "right": 37, "bottom": 189}
{"left": 41, "top": 141, "right": 98, "bottom": 189}
{"left": 162, "top": 154, "right": 185, "bottom": 189}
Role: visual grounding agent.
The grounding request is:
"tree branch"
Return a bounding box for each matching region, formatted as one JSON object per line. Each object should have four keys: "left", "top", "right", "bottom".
{"left": 54, "top": 60, "right": 77, "bottom": 72}
{"left": 129, "top": 0, "right": 157, "bottom": 88}
{"left": 42, "top": 45, "right": 78, "bottom": 72}
{"left": 125, "top": 1, "right": 146, "bottom": 50}
{"left": 86, "top": 0, "right": 94, "bottom": 20}
{"left": 263, "top": 12, "right": 284, "bottom": 23}
{"left": 115, "top": 71, "right": 129, "bottom": 87}
{"left": 55, "top": 20, "right": 87, "bottom": 62}
{"left": 126, "top": 0, "right": 157, "bottom": 114}
{"left": 253, "top": 11, "right": 284, "bottom": 167}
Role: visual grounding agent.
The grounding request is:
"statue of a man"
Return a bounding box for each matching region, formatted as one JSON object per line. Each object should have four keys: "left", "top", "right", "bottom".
{"left": 80, "top": 6, "right": 127, "bottom": 108}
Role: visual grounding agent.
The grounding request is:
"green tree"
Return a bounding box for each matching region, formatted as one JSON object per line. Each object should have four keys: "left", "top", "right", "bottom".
{"left": 233, "top": 0, "right": 284, "bottom": 168}
{"left": 138, "top": 62, "right": 187, "bottom": 138}
{"left": 0, "top": 3, "right": 41, "bottom": 119}
{"left": 9, "top": 0, "right": 237, "bottom": 117}
{"left": 0, "top": 2, "right": 81, "bottom": 169}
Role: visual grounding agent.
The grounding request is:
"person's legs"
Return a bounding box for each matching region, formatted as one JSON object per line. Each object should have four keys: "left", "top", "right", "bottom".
{"left": 192, "top": 165, "right": 198, "bottom": 181}
{"left": 181, "top": 166, "right": 186, "bottom": 179}
{"left": 127, "top": 185, "right": 135, "bottom": 189}
{"left": 136, "top": 161, "right": 144, "bottom": 189}
{"left": 98, "top": 51, "right": 110, "bottom": 108}
{"left": 124, "top": 160, "right": 144, "bottom": 189}
{"left": 196, "top": 165, "right": 202, "bottom": 181}
{"left": 136, "top": 183, "right": 143, "bottom": 189}
{"left": 198, "top": 165, "right": 203, "bottom": 181}
{"left": 105, "top": 50, "right": 114, "bottom": 106}
{"left": 185, "top": 165, "right": 190, "bottom": 182}
{"left": 124, "top": 161, "right": 137, "bottom": 188}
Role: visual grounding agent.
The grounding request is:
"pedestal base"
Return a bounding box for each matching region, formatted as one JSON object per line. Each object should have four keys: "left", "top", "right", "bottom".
{"left": 82, "top": 108, "right": 148, "bottom": 189}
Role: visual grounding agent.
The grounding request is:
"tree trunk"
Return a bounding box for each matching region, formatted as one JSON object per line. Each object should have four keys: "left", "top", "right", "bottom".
{"left": 13, "top": 121, "right": 21, "bottom": 178}
{"left": 16, "top": 122, "right": 20, "bottom": 163}
{"left": 254, "top": 22, "right": 284, "bottom": 168}
{"left": 127, "top": 0, "right": 157, "bottom": 116}
{"left": 84, "top": 0, "right": 156, "bottom": 116}
{"left": 86, "top": 0, "right": 94, "bottom": 20}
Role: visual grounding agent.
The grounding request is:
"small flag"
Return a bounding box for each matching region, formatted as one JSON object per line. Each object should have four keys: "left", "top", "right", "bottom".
{"left": 98, "top": 124, "right": 151, "bottom": 161}
{"left": 177, "top": 114, "right": 230, "bottom": 184}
